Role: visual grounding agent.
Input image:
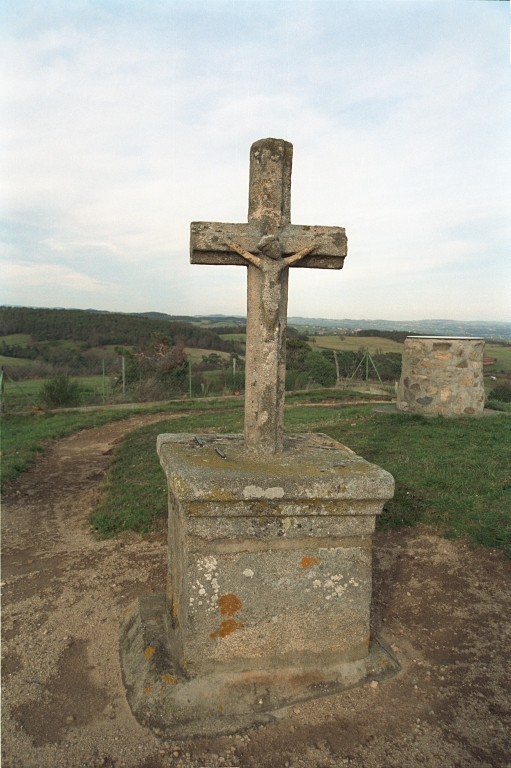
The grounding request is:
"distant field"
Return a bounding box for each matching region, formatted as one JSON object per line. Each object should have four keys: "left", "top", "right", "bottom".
{"left": 311, "top": 335, "right": 404, "bottom": 354}
{"left": 184, "top": 347, "right": 231, "bottom": 363}
{"left": 219, "top": 334, "right": 246, "bottom": 342}
{"left": 0, "top": 333, "right": 32, "bottom": 346}
{"left": 0, "top": 355, "right": 34, "bottom": 367}
{"left": 485, "top": 343, "right": 511, "bottom": 372}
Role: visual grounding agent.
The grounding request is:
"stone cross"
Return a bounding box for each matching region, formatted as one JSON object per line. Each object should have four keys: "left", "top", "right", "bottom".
{"left": 191, "top": 137, "right": 347, "bottom": 454}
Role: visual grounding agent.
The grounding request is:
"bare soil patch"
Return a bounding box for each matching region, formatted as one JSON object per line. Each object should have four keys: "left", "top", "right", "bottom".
{"left": 2, "top": 415, "right": 510, "bottom": 768}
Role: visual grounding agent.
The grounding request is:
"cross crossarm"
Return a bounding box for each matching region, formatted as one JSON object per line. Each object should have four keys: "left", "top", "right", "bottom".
{"left": 190, "top": 221, "right": 262, "bottom": 266}
{"left": 279, "top": 225, "right": 347, "bottom": 269}
{"left": 190, "top": 221, "right": 347, "bottom": 269}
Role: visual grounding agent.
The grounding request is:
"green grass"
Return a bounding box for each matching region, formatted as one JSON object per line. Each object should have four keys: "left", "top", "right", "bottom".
{"left": 1, "top": 409, "right": 137, "bottom": 488}
{"left": 325, "top": 409, "right": 511, "bottom": 556}
{"left": 0, "top": 355, "right": 35, "bottom": 367}
{"left": 87, "top": 403, "right": 510, "bottom": 557}
{"left": 311, "top": 335, "right": 404, "bottom": 354}
{"left": 0, "top": 397, "right": 244, "bottom": 489}
{"left": 0, "top": 333, "right": 32, "bottom": 346}
{"left": 484, "top": 343, "right": 511, "bottom": 373}
{"left": 89, "top": 408, "right": 245, "bottom": 534}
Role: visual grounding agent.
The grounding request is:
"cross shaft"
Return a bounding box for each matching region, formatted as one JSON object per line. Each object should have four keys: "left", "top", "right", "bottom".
{"left": 190, "top": 138, "right": 347, "bottom": 454}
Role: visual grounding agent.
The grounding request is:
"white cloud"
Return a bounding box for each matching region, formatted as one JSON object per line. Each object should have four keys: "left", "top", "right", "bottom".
{"left": 1, "top": 0, "right": 509, "bottom": 320}
{"left": 1, "top": 262, "right": 117, "bottom": 293}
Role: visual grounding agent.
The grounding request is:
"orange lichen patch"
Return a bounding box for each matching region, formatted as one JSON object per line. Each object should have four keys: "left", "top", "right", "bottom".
{"left": 301, "top": 557, "right": 319, "bottom": 569}
{"left": 173, "top": 600, "right": 178, "bottom": 617}
{"left": 144, "top": 646, "right": 155, "bottom": 660}
{"left": 123, "top": 605, "right": 133, "bottom": 616}
{"left": 218, "top": 704, "right": 224, "bottom": 711}
{"left": 209, "top": 618, "right": 244, "bottom": 639}
{"left": 217, "top": 593, "right": 242, "bottom": 616}
{"left": 381, "top": 658, "right": 388, "bottom": 666}
{"left": 153, "top": 615, "right": 161, "bottom": 622}
{"left": 144, "top": 686, "right": 151, "bottom": 694}
{"left": 210, "top": 593, "right": 243, "bottom": 639}
{"left": 364, "top": 636, "right": 371, "bottom": 647}
{"left": 162, "top": 674, "right": 177, "bottom": 684}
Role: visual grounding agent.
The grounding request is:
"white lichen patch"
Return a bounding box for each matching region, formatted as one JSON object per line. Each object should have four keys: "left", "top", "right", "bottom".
{"left": 243, "top": 485, "right": 285, "bottom": 499}
{"left": 322, "top": 573, "right": 348, "bottom": 600}
{"left": 190, "top": 557, "right": 221, "bottom": 614}
{"left": 243, "top": 569, "right": 255, "bottom": 578}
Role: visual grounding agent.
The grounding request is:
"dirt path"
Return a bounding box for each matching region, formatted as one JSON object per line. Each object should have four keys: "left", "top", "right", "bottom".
{"left": 1, "top": 415, "right": 510, "bottom": 768}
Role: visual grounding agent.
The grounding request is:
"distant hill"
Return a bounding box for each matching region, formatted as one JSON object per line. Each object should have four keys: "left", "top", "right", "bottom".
{"left": 286, "top": 317, "right": 511, "bottom": 341}
{"left": 3, "top": 307, "right": 509, "bottom": 341}
{"left": 135, "top": 313, "right": 511, "bottom": 341}
{"left": 0, "top": 306, "right": 244, "bottom": 360}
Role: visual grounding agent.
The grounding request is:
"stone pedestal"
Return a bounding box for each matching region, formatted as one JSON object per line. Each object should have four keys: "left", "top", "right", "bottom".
{"left": 397, "top": 336, "right": 485, "bottom": 416}
{"left": 119, "top": 433, "right": 397, "bottom": 737}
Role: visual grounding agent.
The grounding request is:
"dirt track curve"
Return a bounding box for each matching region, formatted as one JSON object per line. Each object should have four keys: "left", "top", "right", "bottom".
{"left": 2, "top": 414, "right": 510, "bottom": 768}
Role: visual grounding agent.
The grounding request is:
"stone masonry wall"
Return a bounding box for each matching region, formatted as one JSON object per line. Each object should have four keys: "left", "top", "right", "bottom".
{"left": 397, "top": 337, "right": 485, "bottom": 416}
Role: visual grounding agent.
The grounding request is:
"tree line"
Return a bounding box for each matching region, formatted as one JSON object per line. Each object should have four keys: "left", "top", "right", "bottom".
{"left": 0, "top": 307, "right": 244, "bottom": 352}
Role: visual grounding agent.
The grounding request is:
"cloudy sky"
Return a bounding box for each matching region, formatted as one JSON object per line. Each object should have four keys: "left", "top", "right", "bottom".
{"left": 1, "top": 0, "right": 509, "bottom": 321}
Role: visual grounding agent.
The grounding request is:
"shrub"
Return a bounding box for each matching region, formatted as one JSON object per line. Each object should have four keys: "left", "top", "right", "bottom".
{"left": 41, "top": 374, "right": 82, "bottom": 407}
{"left": 488, "top": 385, "right": 511, "bottom": 403}
{"left": 303, "top": 350, "right": 337, "bottom": 387}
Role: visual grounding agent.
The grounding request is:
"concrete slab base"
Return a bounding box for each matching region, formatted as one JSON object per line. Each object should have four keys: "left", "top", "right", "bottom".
{"left": 119, "top": 593, "right": 400, "bottom": 739}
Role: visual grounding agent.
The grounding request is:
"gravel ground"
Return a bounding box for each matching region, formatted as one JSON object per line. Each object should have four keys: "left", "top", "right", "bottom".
{"left": 2, "top": 414, "right": 510, "bottom": 768}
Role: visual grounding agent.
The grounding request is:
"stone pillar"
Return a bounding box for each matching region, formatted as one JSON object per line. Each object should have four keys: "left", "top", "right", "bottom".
{"left": 397, "top": 336, "right": 485, "bottom": 416}
{"left": 119, "top": 433, "right": 397, "bottom": 738}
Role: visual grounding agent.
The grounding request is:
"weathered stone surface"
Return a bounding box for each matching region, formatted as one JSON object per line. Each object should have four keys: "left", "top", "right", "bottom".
{"left": 119, "top": 593, "right": 398, "bottom": 739}
{"left": 119, "top": 433, "right": 396, "bottom": 736}
{"left": 397, "top": 337, "right": 485, "bottom": 416}
{"left": 190, "top": 138, "right": 347, "bottom": 455}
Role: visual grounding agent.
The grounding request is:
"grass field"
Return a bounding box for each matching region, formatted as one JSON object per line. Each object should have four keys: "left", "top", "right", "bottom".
{"left": 0, "top": 333, "right": 33, "bottom": 346}
{"left": 484, "top": 343, "right": 511, "bottom": 372}
{"left": 0, "top": 355, "right": 34, "bottom": 367}
{"left": 85, "top": 403, "right": 510, "bottom": 557}
{"left": 219, "top": 334, "right": 247, "bottom": 342}
{"left": 311, "top": 335, "right": 404, "bottom": 354}
{"left": 184, "top": 347, "right": 231, "bottom": 363}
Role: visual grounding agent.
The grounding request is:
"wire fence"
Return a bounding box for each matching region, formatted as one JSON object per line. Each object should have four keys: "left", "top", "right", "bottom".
{"left": 1, "top": 350, "right": 395, "bottom": 414}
